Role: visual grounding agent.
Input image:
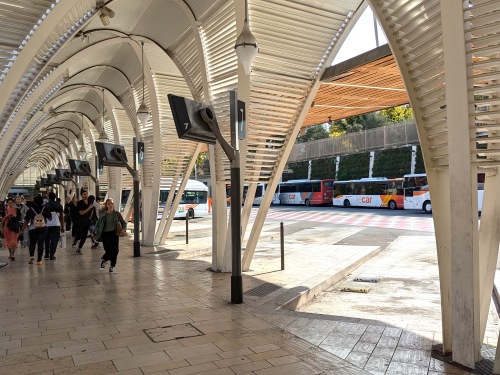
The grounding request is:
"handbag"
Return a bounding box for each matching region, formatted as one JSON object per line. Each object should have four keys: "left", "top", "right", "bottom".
{"left": 116, "top": 218, "right": 126, "bottom": 237}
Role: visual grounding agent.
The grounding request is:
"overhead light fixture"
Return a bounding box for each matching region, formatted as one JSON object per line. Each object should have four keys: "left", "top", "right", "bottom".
{"left": 234, "top": 0, "right": 258, "bottom": 75}
{"left": 99, "top": 88, "right": 108, "bottom": 141}
{"left": 80, "top": 32, "right": 90, "bottom": 44}
{"left": 136, "top": 41, "right": 150, "bottom": 125}
{"left": 99, "top": 6, "right": 115, "bottom": 26}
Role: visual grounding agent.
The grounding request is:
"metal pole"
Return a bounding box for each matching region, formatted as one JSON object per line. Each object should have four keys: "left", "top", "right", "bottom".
{"left": 185, "top": 212, "right": 189, "bottom": 244}
{"left": 230, "top": 150, "right": 243, "bottom": 303}
{"left": 95, "top": 155, "right": 100, "bottom": 200}
{"left": 280, "top": 222, "right": 284, "bottom": 270}
{"left": 133, "top": 137, "right": 140, "bottom": 257}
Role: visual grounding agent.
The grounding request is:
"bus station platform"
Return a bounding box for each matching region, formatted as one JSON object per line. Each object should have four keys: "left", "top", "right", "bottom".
{"left": 0, "top": 214, "right": 496, "bottom": 374}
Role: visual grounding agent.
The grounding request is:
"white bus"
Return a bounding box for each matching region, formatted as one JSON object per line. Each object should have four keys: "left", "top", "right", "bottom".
{"left": 159, "top": 179, "right": 209, "bottom": 219}
{"left": 332, "top": 177, "right": 404, "bottom": 210}
{"left": 120, "top": 179, "right": 209, "bottom": 219}
{"left": 227, "top": 183, "right": 280, "bottom": 205}
{"left": 403, "top": 173, "right": 484, "bottom": 213}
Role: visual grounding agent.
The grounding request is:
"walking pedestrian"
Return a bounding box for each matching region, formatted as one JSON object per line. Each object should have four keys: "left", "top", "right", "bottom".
{"left": 22, "top": 195, "right": 51, "bottom": 265}
{"left": 69, "top": 196, "right": 79, "bottom": 246}
{"left": 44, "top": 192, "right": 64, "bottom": 260}
{"left": 15, "top": 196, "right": 28, "bottom": 247}
{"left": 2, "top": 198, "right": 22, "bottom": 260}
{"left": 74, "top": 190, "right": 93, "bottom": 255}
{"left": 95, "top": 198, "right": 126, "bottom": 273}
{"left": 64, "top": 196, "right": 72, "bottom": 231}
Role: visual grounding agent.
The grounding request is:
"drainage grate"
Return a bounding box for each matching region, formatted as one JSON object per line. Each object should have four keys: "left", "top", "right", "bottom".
{"left": 432, "top": 344, "right": 495, "bottom": 374}
{"left": 244, "top": 282, "right": 284, "bottom": 297}
{"left": 146, "top": 249, "right": 178, "bottom": 255}
{"left": 144, "top": 323, "right": 204, "bottom": 343}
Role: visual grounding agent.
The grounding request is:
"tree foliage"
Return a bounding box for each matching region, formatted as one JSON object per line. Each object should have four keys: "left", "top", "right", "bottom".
{"left": 297, "top": 124, "right": 330, "bottom": 143}
{"left": 379, "top": 105, "right": 413, "bottom": 123}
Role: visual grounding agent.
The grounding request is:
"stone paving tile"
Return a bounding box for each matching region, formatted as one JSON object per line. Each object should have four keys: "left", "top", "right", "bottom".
{"left": 72, "top": 346, "right": 132, "bottom": 366}
{"left": 0, "top": 224, "right": 489, "bottom": 375}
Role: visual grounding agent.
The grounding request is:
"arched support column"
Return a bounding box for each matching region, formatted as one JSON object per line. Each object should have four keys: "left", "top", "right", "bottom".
{"left": 242, "top": 2, "right": 368, "bottom": 271}
{"left": 441, "top": 3, "right": 479, "bottom": 367}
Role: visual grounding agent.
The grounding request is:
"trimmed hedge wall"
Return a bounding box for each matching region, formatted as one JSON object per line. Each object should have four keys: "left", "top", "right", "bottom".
{"left": 287, "top": 161, "right": 308, "bottom": 180}
{"left": 372, "top": 147, "right": 412, "bottom": 178}
{"left": 311, "top": 158, "right": 336, "bottom": 180}
{"left": 415, "top": 146, "right": 425, "bottom": 173}
{"left": 337, "top": 153, "right": 370, "bottom": 180}
{"left": 285, "top": 146, "right": 425, "bottom": 181}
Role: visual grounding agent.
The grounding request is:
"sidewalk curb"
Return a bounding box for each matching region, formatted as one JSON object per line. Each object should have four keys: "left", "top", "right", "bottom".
{"left": 280, "top": 245, "right": 383, "bottom": 311}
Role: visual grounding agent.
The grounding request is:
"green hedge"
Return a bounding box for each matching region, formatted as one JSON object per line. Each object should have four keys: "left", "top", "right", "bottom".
{"left": 287, "top": 161, "right": 309, "bottom": 180}
{"left": 415, "top": 146, "right": 425, "bottom": 173}
{"left": 337, "top": 153, "right": 370, "bottom": 180}
{"left": 311, "top": 158, "right": 336, "bottom": 179}
{"left": 372, "top": 147, "right": 412, "bottom": 178}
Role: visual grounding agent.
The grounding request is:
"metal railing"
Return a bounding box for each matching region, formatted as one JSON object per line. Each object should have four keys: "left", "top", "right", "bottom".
{"left": 288, "top": 120, "right": 419, "bottom": 163}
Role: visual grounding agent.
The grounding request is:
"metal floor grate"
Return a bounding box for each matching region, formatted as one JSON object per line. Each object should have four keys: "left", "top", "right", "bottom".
{"left": 244, "top": 282, "right": 284, "bottom": 297}
{"left": 432, "top": 344, "right": 496, "bottom": 374}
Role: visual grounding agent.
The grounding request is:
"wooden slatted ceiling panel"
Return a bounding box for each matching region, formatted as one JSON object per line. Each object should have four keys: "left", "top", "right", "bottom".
{"left": 246, "top": 0, "right": 359, "bottom": 182}
{"left": 154, "top": 73, "right": 198, "bottom": 178}
{"left": 304, "top": 55, "right": 409, "bottom": 127}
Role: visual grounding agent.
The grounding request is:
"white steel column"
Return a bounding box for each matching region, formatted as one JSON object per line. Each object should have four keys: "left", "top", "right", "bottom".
{"left": 442, "top": 2, "right": 479, "bottom": 367}
{"left": 140, "top": 45, "right": 161, "bottom": 246}
{"left": 478, "top": 171, "right": 500, "bottom": 343}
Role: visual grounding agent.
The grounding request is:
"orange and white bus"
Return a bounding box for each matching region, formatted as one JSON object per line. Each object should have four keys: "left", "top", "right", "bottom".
{"left": 403, "top": 173, "right": 484, "bottom": 214}
{"left": 278, "top": 179, "right": 335, "bottom": 206}
{"left": 332, "top": 177, "right": 404, "bottom": 210}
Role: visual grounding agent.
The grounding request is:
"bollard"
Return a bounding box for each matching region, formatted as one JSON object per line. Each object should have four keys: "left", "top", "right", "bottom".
{"left": 280, "top": 222, "right": 284, "bottom": 270}
{"left": 185, "top": 212, "right": 189, "bottom": 244}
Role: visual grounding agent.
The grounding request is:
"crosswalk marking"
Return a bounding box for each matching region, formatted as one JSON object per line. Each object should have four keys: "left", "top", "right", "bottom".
{"left": 251, "top": 208, "right": 434, "bottom": 232}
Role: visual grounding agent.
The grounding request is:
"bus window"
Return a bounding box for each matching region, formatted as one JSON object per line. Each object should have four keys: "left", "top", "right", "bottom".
{"left": 312, "top": 182, "right": 321, "bottom": 192}
{"left": 255, "top": 185, "right": 263, "bottom": 198}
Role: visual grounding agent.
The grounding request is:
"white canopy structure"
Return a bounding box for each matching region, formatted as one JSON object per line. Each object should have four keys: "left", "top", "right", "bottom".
{"left": 0, "top": 0, "right": 499, "bottom": 368}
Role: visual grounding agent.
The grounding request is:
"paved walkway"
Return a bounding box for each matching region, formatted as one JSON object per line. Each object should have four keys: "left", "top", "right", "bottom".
{"left": 0, "top": 215, "right": 496, "bottom": 374}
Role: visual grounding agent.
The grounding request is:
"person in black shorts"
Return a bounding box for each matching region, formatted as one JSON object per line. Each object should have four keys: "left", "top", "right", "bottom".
{"left": 74, "top": 190, "right": 94, "bottom": 255}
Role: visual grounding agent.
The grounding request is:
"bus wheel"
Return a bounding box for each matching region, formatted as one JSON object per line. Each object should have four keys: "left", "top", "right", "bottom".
{"left": 343, "top": 199, "right": 350, "bottom": 208}
{"left": 423, "top": 201, "right": 432, "bottom": 214}
{"left": 188, "top": 208, "right": 195, "bottom": 219}
{"left": 388, "top": 200, "right": 397, "bottom": 210}
{"left": 304, "top": 198, "right": 310, "bottom": 206}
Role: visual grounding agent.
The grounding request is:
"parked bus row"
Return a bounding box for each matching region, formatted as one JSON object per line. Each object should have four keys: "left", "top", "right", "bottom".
{"left": 242, "top": 174, "right": 484, "bottom": 214}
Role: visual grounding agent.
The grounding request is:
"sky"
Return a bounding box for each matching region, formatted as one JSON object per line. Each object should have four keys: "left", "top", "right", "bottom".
{"left": 332, "top": 6, "right": 388, "bottom": 65}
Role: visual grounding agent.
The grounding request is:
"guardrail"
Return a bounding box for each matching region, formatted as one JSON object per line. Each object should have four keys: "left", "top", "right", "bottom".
{"left": 288, "top": 120, "right": 419, "bottom": 163}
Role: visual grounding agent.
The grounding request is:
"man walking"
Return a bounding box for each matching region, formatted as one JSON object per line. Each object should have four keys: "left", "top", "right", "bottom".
{"left": 75, "top": 190, "right": 93, "bottom": 254}
{"left": 44, "top": 192, "right": 64, "bottom": 260}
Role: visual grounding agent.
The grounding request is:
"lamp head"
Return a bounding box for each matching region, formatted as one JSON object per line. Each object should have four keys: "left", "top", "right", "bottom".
{"left": 137, "top": 100, "right": 150, "bottom": 125}
{"left": 235, "top": 20, "right": 258, "bottom": 75}
{"left": 99, "top": 7, "right": 114, "bottom": 26}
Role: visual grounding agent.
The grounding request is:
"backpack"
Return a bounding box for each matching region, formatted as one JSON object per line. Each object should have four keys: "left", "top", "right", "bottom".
{"left": 31, "top": 207, "right": 46, "bottom": 229}
{"left": 7, "top": 216, "right": 20, "bottom": 233}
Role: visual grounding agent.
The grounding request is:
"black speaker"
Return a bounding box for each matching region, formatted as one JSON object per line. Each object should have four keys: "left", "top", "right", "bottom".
{"left": 168, "top": 94, "right": 216, "bottom": 144}
{"left": 95, "top": 142, "right": 128, "bottom": 167}
{"left": 68, "top": 159, "right": 92, "bottom": 176}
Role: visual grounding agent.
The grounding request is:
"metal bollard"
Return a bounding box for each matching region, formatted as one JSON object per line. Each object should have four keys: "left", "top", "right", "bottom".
{"left": 280, "top": 222, "right": 284, "bottom": 270}
{"left": 186, "top": 212, "right": 189, "bottom": 244}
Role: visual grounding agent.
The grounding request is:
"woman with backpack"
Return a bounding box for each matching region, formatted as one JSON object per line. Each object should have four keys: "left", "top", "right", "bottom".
{"left": 2, "top": 198, "right": 22, "bottom": 260}
{"left": 95, "top": 198, "right": 126, "bottom": 273}
{"left": 22, "top": 195, "right": 52, "bottom": 265}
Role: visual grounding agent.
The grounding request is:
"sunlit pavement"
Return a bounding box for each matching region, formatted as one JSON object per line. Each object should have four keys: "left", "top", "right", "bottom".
{"left": 0, "top": 210, "right": 495, "bottom": 374}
